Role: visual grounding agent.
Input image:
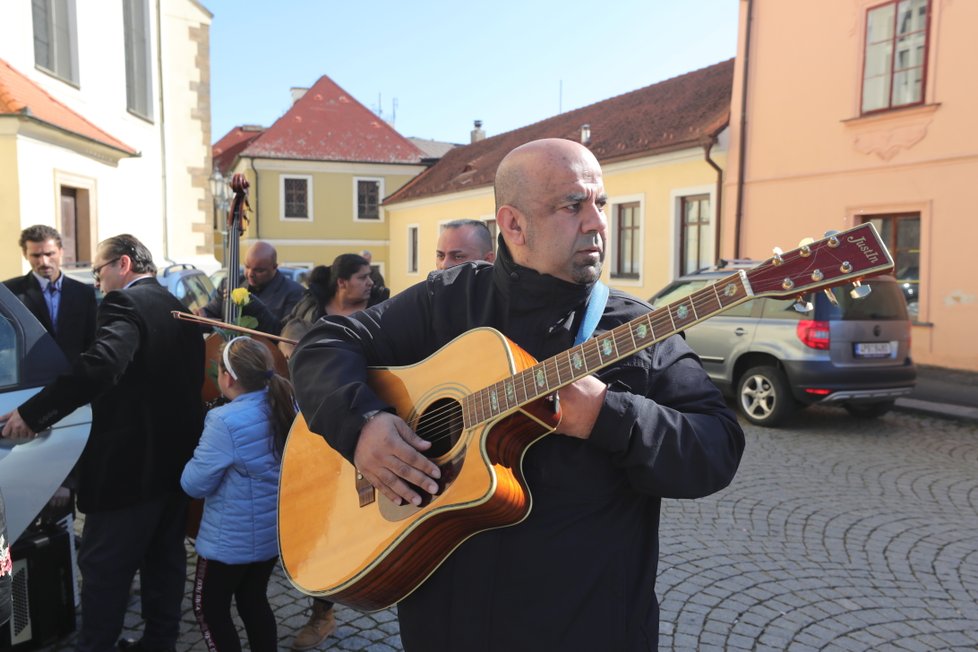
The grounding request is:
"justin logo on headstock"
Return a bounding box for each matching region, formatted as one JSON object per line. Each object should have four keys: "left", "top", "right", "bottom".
{"left": 846, "top": 235, "right": 882, "bottom": 264}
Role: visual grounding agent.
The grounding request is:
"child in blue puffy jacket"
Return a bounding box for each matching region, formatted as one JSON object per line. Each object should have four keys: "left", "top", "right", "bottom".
{"left": 181, "top": 336, "right": 295, "bottom": 651}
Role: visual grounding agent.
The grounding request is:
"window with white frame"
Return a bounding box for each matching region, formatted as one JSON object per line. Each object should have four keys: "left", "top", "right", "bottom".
{"left": 612, "top": 202, "right": 641, "bottom": 279}
{"left": 123, "top": 0, "right": 153, "bottom": 119}
{"left": 32, "top": 0, "right": 79, "bottom": 85}
{"left": 355, "top": 178, "right": 383, "bottom": 221}
{"left": 862, "top": 0, "right": 930, "bottom": 114}
{"left": 680, "top": 194, "right": 711, "bottom": 275}
{"left": 281, "top": 175, "right": 312, "bottom": 220}
{"left": 407, "top": 226, "right": 419, "bottom": 273}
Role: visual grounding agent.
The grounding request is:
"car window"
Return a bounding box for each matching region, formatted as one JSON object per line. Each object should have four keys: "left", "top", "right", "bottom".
{"left": 0, "top": 315, "right": 16, "bottom": 388}
{"left": 183, "top": 275, "right": 213, "bottom": 312}
{"left": 714, "top": 292, "right": 757, "bottom": 318}
{"left": 760, "top": 298, "right": 810, "bottom": 322}
{"left": 816, "top": 278, "right": 909, "bottom": 321}
{"left": 649, "top": 280, "right": 710, "bottom": 308}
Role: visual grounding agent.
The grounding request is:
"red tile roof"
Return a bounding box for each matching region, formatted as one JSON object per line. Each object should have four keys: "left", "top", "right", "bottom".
{"left": 239, "top": 74, "right": 424, "bottom": 164}
{"left": 212, "top": 125, "right": 264, "bottom": 175}
{"left": 0, "top": 58, "right": 137, "bottom": 155}
{"left": 387, "top": 59, "right": 734, "bottom": 205}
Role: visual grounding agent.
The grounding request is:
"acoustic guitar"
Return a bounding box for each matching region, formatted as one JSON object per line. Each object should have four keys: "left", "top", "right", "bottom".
{"left": 278, "top": 223, "right": 895, "bottom": 611}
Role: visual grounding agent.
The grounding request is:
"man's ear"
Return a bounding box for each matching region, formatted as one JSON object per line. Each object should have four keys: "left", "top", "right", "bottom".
{"left": 497, "top": 205, "right": 525, "bottom": 247}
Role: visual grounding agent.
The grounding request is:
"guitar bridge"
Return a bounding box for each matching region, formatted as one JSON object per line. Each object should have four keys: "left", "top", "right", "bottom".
{"left": 356, "top": 472, "right": 376, "bottom": 507}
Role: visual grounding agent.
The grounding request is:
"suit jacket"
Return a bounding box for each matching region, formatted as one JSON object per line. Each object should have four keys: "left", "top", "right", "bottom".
{"left": 3, "top": 272, "right": 97, "bottom": 363}
{"left": 18, "top": 277, "right": 205, "bottom": 513}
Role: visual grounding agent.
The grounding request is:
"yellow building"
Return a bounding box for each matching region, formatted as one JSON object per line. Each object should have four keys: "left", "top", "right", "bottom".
{"left": 213, "top": 75, "right": 428, "bottom": 279}
{"left": 383, "top": 61, "right": 735, "bottom": 300}
{"left": 725, "top": 0, "right": 978, "bottom": 371}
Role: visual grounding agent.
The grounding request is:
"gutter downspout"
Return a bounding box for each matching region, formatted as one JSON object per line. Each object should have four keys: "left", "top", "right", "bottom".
{"left": 156, "top": 0, "right": 173, "bottom": 263}
{"left": 734, "top": 0, "right": 754, "bottom": 259}
{"left": 703, "top": 136, "right": 723, "bottom": 265}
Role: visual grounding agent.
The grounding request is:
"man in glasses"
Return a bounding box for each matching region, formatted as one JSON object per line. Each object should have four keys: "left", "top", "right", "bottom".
{"left": 2, "top": 234, "right": 204, "bottom": 652}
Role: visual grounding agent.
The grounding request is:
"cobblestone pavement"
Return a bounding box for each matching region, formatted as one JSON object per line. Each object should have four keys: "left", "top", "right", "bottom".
{"left": 35, "top": 406, "right": 978, "bottom": 651}
{"left": 659, "top": 407, "right": 978, "bottom": 651}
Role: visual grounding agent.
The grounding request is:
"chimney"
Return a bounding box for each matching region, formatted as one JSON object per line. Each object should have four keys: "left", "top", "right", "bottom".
{"left": 471, "top": 120, "right": 485, "bottom": 143}
{"left": 290, "top": 87, "right": 309, "bottom": 104}
{"left": 580, "top": 124, "right": 591, "bottom": 145}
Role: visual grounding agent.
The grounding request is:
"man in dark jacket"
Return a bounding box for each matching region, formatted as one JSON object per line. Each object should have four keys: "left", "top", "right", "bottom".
{"left": 198, "top": 240, "right": 304, "bottom": 331}
{"left": 290, "top": 138, "right": 745, "bottom": 651}
{"left": 4, "top": 224, "right": 97, "bottom": 364}
{"left": 4, "top": 225, "right": 99, "bottom": 515}
{"left": 1, "top": 234, "right": 204, "bottom": 652}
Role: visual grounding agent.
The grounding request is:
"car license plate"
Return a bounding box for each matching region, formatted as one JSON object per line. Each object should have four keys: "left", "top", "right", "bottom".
{"left": 854, "top": 341, "right": 894, "bottom": 358}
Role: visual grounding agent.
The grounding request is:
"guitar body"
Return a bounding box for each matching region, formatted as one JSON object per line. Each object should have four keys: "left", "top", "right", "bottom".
{"left": 278, "top": 328, "right": 560, "bottom": 612}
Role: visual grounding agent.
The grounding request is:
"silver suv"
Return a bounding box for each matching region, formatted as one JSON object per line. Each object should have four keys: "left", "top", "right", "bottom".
{"left": 649, "top": 261, "right": 916, "bottom": 427}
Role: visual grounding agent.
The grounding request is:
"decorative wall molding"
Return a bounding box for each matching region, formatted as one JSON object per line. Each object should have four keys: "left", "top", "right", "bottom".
{"left": 853, "top": 121, "right": 930, "bottom": 160}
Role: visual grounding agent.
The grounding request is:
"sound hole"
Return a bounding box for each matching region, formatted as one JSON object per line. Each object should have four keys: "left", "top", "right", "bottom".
{"left": 416, "top": 397, "right": 463, "bottom": 458}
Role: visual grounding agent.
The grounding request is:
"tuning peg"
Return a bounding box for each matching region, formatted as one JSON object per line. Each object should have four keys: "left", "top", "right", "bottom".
{"left": 823, "top": 289, "right": 839, "bottom": 306}
{"left": 824, "top": 231, "right": 840, "bottom": 248}
{"left": 850, "top": 280, "right": 872, "bottom": 299}
{"left": 798, "top": 237, "right": 814, "bottom": 257}
{"left": 793, "top": 297, "right": 814, "bottom": 313}
{"left": 823, "top": 230, "right": 840, "bottom": 237}
{"left": 772, "top": 247, "right": 784, "bottom": 266}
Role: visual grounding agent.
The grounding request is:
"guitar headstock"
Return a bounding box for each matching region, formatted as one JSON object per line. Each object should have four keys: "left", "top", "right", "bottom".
{"left": 745, "top": 223, "right": 894, "bottom": 298}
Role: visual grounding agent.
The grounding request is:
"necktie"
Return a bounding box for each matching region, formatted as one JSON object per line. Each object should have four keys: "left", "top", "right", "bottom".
{"left": 47, "top": 283, "right": 58, "bottom": 334}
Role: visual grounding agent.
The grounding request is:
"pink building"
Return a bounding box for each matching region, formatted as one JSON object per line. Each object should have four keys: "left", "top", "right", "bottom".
{"left": 724, "top": 0, "right": 978, "bottom": 371}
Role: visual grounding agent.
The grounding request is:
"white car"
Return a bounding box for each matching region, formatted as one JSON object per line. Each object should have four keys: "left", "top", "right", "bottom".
{"left": 0, "top": 283, "right": 91, "bottom": 544}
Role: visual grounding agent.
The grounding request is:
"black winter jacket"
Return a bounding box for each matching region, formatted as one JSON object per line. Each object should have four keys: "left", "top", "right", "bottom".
{"left": 291, "top": 245, "right": 745, "bottom": 651}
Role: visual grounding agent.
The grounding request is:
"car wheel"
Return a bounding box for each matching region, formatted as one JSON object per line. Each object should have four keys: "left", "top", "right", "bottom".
{"left": 844, "top": 400, "right": 895, "bottom": 419}
{"left": 737, "top": 365, "right": 795, "bottom": 427}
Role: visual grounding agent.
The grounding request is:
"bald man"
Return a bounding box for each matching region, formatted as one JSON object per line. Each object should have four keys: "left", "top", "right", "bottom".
{"left": 291, "top": 139, "right": 744, "bottom": 651}
{"left": 198, "top": 241, "right": 304, "bottom": 329}
{"left": 434, "top": 219, "right": 496, "bottom": 270}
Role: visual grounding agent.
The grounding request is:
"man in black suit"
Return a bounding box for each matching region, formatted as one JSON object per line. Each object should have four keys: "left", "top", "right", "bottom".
{"left": 3, "top": 224, "right": 97, "bottom": 363}
{"left": 1, "top": 234, "right": 205, "bottom": 652}
{"left": 4, "top": 225, "right": 98, "bottom": 516}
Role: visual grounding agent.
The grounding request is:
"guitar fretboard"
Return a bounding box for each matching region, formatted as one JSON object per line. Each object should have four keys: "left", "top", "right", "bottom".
{"left": 462, "top": 270, "right": 753, "bottom": 427}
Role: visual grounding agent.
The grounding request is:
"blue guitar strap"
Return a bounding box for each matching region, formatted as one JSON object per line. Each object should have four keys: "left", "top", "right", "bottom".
{"left": 574, "top": 281, "right": 609, "bottom": 346}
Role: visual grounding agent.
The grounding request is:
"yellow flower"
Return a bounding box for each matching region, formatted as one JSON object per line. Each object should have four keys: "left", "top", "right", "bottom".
{"left": 230, "top": 287, "right": 250, "bottom": 306}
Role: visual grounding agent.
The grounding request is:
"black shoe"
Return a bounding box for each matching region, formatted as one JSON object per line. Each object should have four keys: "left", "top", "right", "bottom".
{"left": 117, "top": 638, "right": 176, "bottom": 652}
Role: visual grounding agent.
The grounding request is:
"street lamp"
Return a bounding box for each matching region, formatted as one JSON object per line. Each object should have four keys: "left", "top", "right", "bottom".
{"left": 210, "top": 167, "right": 230, "bottom": 226}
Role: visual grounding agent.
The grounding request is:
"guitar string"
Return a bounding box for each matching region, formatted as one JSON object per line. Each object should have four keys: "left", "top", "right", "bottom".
{"left": 395, "top": 296, "right": 721, "bottom": 445}
{"left": 393, "top": 256, "right": 836, "bottom": 444}
{"left": 402, "top": 279, "right": 751, "bottom": 442}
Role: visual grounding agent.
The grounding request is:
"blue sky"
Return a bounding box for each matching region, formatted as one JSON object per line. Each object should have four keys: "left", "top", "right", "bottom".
{"left": 206, "top": 1, "right": 740, "bottom": 145}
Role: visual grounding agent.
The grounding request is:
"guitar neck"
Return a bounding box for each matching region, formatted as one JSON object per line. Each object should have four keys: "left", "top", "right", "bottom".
{"left": 462, "top": 270, "right": 752, "bottom": 428}
{"left": 461, "top": 222, "right": 896, "bottom": 428}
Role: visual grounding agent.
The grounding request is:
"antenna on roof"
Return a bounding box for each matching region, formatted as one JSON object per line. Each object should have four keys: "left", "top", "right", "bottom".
{"left": 559, "top": 80, "right": 563, "bottom": 113}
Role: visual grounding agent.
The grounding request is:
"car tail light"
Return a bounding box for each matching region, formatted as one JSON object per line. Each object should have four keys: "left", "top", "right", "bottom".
{"left": 804, "top": 388, "right": 832, "bottom": 396}
{"left": 797, "top": 320, "right": 830, "bottom": 349}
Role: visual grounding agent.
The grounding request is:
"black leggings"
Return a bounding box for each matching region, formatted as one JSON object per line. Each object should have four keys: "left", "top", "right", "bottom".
{"left": 193, "top": 556, "right": 278, "bottom": 652}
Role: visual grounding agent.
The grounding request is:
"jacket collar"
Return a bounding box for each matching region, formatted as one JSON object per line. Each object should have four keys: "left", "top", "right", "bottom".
{"left": 490, "top": 240, "right": 595, "bottom": 349}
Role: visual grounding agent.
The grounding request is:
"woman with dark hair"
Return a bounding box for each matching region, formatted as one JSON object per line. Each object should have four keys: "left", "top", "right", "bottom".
{"left": 287, "top": 254, "right": 373, "bottom": 324}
